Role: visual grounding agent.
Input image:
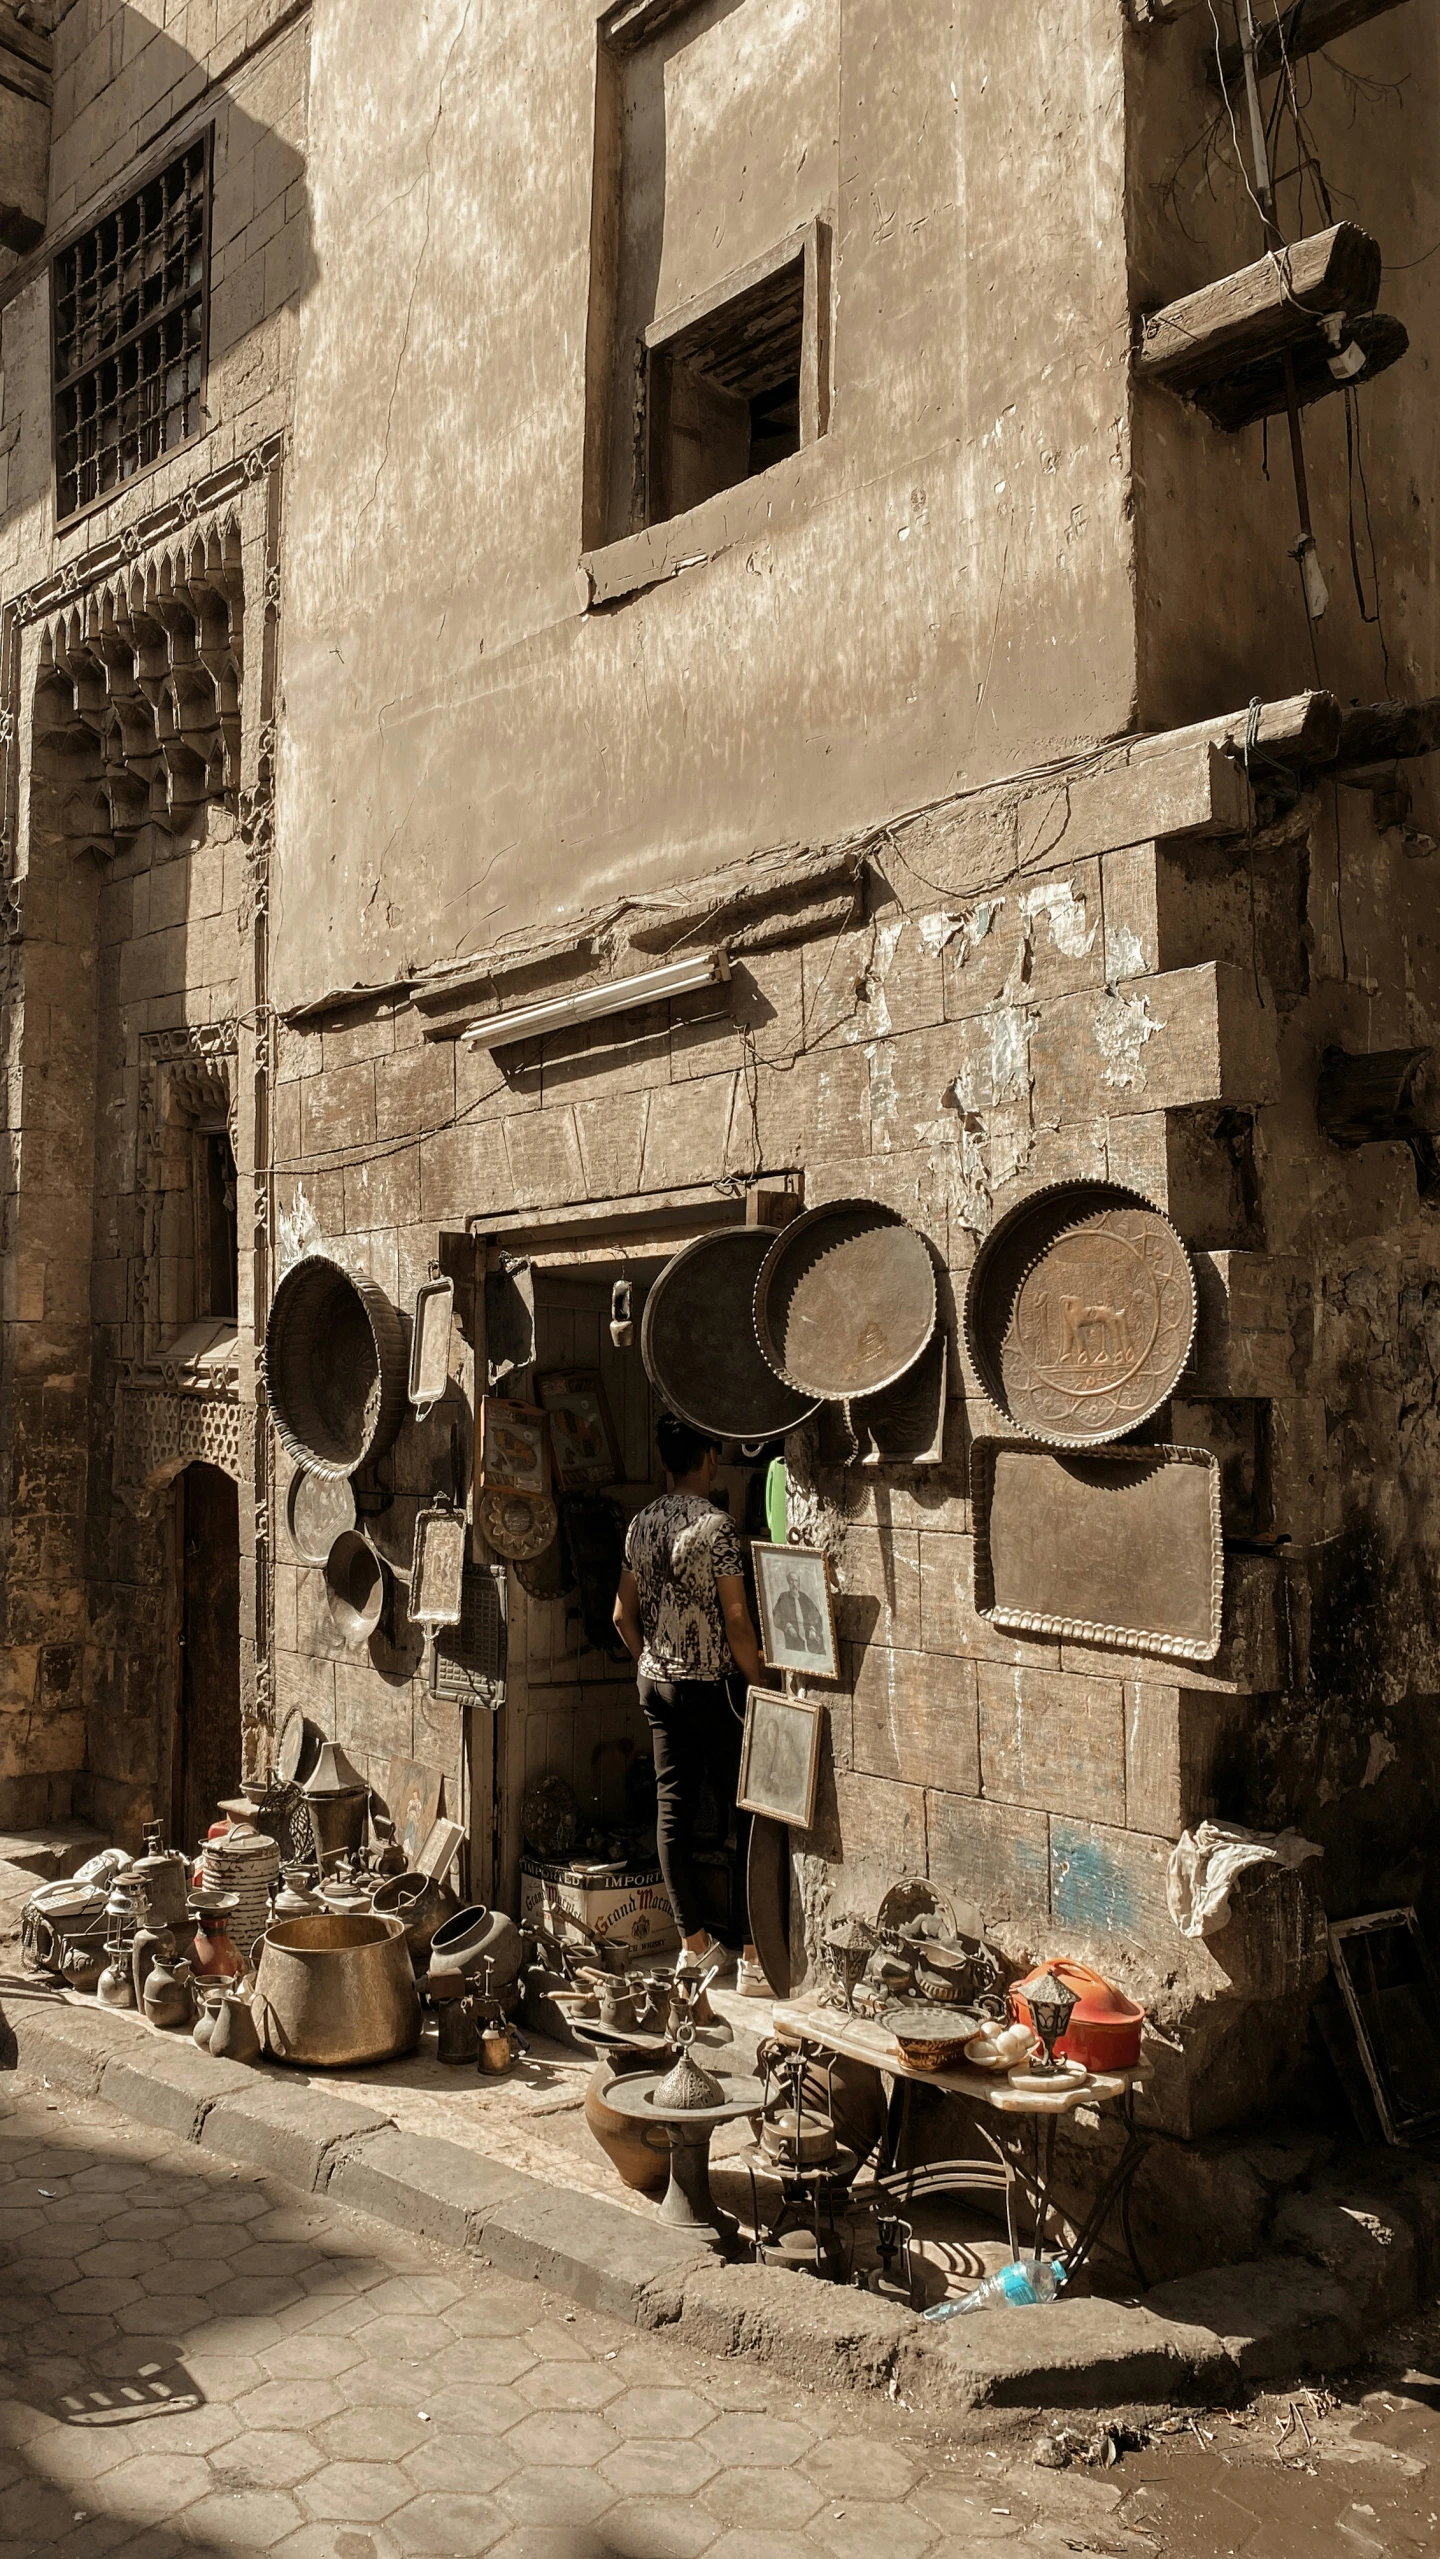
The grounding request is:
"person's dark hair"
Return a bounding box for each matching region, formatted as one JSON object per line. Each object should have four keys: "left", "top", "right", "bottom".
{"left": 656, "top": 1411, "right": 720, "bottom": 1477}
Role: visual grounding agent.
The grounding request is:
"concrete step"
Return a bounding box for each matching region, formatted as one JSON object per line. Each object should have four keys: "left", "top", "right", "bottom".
{"left": 0, "top": 1823, "right": 109, "bottom": 1879}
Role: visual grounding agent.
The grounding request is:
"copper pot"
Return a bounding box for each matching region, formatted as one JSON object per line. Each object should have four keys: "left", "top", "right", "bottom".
{"left": 252, "top": 1911, "right": 420, "bottom": 2068}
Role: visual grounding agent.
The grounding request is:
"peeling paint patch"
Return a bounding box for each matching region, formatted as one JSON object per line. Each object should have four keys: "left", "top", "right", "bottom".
{"left": 1093, "top": 988, "right": 1163, "bottom": 1089}
{"left": 952, "top": 898, "right": 1003, "bottom": 965}
{"left": 1105, "top": 922, "right": 1148, "bottom": 980}
{"left": 918, "top": 909, "right": 966, "bottom": 956}
{"left": 857, "top": 918, "right": 906, "bottom": 1037}
{"left": 1362, "top": 1731, "right": 1397, "bottom": 1787}
{"left": 278, "top": 1185, "right": 322, "bottom": 1272}
{"left": 1020, "top": 878, "right": 1094, "bottom": 962}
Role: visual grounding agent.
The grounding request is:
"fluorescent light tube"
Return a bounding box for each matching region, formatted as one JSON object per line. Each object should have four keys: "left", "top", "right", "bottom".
{"left": 460, "top": 949, "right": 730, "bottom": 1049}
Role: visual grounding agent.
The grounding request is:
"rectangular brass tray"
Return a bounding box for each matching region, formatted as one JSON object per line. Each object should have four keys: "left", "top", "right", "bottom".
{"left": 971, "top": 1439, "right": 1223, "bottom": 1661}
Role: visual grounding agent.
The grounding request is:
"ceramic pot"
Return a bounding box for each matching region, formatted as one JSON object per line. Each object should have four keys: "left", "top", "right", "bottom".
{"left": 252, "top": 1911, "right": 420, "bottom": 2068}
{"left": 189, "top": 1894, "right": 242, "bottom": 1979}
{"left": 584, "top": 2055, "right": 670, "bottom": 2194}
{"left": 428, "top": 1904, "right": 523, "bottom": 1991}
{"left": 210, "top": 1988, "right": 262, "bottom": 2065}
{"left": 194, "top": 1985, "right": 224, "bottom": 2051}
{"left": 370, "top": 1871, "right": 458, "bottom": 1969}
{"left": 142, "top": 1952, "right": 193, "bottom": 2031}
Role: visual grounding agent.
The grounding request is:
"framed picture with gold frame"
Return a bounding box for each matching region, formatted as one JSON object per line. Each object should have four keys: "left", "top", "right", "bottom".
{"left": 737, "top": 1687, "right": 824, "bottom": 1830}
{"left": 751, "top": 1541, "right": 840, "bottom": 1682}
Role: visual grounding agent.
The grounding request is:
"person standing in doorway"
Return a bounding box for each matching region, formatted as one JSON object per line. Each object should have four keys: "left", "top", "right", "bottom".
{"left": 612, "top": 1413, "right": 769, "bottom": 1995}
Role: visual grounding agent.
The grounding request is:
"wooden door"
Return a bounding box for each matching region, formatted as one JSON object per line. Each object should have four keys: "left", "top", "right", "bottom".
{"left": 173, "top": 1461, "right": 241, "bottom": 1853}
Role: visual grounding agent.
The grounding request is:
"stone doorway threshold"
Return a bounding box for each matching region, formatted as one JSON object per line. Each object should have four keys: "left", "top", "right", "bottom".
{"left": 7, "top": 1983, "right": 1438, "bottom": 2434}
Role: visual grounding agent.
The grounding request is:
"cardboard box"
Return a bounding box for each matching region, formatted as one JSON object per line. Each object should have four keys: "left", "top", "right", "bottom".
{"left": 519, "top": 1857, "right": 680, "bottom": 1960}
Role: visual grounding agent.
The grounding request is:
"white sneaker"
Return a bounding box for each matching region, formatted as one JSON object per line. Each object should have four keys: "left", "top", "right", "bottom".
{"left": 675, "top": 1936, "right": 735, "bottom": 1982}
{"left": 736, "top": 1956, "right": 770, "bottom": 1998}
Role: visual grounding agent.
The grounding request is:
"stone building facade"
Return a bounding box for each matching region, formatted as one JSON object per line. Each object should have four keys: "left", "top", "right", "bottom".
{"left": 2, "top": 0, "right": 1439, "bottom": 2162}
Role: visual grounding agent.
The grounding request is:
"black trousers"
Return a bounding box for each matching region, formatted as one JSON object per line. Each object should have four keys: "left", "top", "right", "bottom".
{"left": 640, "top": 1675, "right": 751, "bottom": 1945}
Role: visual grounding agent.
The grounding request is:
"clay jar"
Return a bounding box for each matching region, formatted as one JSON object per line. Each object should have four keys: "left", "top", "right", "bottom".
{"left": 210, "top": 1988, "right": 262, "bottom": 2065}
{"left": 194, "top": 1984, "right": 225, "bottom": 2051}
{"left": 584, "top": 2053, "right": 670, "bottom": 2194}
{"left": 189, "top": 1893, "right": 242, "bottom": 1980}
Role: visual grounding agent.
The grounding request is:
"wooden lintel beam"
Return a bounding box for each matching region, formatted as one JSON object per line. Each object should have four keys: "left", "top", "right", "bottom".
{"left": 1127, "top": 690, "right": 1342, "bottom": 771}
{"left": 1136, "top": 223, "right": 1382, "bottom": 396}
{"left": 1209, "top": 0, "right": 1412, "bottom": 89}
{"left": 1334, "top": 699, "right": 1440, "bottom": 768}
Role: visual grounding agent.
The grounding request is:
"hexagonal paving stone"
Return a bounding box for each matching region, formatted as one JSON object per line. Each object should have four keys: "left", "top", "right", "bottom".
{"left": 809, "top": 2507, "right": 938, "bottom": 2559}
{"left": 495, "top": 2464, "right": 617, "bottom": 2528}
{"left": 209, "top": 2274, "right": 309, "bottom": 2319}
{"left": 224, "top": 2240, "right": 321, "bottom": 2277}
{"left": 703, "top": 2536, "right": 824, "bottom": 2559}
{"left": 297, "top": 2459, "right": 415, "bottom": 2524}
{"left": 601, "top": 2496, "right": 721, "bottom": 2558}
{"left": 412, "top": 2380, "right": 533, "bottom": 2436}
{"left": 51, "top": 2278, "right": 142, "bottom": 2317}
{"left": 904, "top": 2481, "right": 1026, "bottom": 2539}
{"left": 397, "top": 2433, "right": 519, "bottom": 2497}
{"left": 208, "top": 2428, "right": 327, "bottom": 2490}
{"left": 505, "top": 2411, "right": 621, "bottom": 2471}
{"left": 701, "top": 2468, "right": 825, "bottom": 2532}
{"left": 430, "top": 2336, "right": 536, "bottom": 2390}
{"left": 440, "top": 2293, "right": 541, "bottom": 2340}
{"left": 94, "top": 2447, "right": 213, "bottom": 2518}
{"left": 524, "top": 2319, "right": 597, "bottom": 2365}
{"left": 313, "top": 2405, "right": 435, "bottom": 2465}
{"left": 74, "top": 2242, "right": 151, "bottom": 2280}
{"left": 605, "top": 2385, "right": 717, "bottom": 2440}
{"left": 697, "top": 2414, "right": 818, "bottom": 2470}
{"left": 178, "top": 2487, "right": 307, "bottom": 2548}
{"left": 353, "top": 2313, "right": 459, "bottom": 2360}
{"left": 388, "top": 2491, "right": 511, "bottom": 2555}
{"left": 342, "top": 2357, "right": 453, "bottom": 2413}
{"left": 234, "top": 2376, "right": 347, "bottom": 2432}
{"left": 260, "top": 2332, "right": 367, "bottom": 2381}
{"left": 800, "top": 2438, "right": 919, "bottom": 2502}
{"left": 599, "top": 2438, "right": 721, "bottom": 2499}
{"left": 514, "top": 2360, "right": 622, "bottom": 2413}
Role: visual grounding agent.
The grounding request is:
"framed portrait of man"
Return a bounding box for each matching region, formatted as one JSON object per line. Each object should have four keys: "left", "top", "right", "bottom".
{"left": 750, "top": 1542, "right": 840, "bottom": 1682}
{"left": 737, "top": 1688, "right": 824, "bottom": 1830}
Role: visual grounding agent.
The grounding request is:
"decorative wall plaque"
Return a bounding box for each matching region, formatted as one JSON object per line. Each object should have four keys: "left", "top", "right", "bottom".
{"left": 965, "top": 1183, "right": 1197, "bottom": 1447}
{"left": 971, "top": 1439, "right": 1223, "bottom": 1660}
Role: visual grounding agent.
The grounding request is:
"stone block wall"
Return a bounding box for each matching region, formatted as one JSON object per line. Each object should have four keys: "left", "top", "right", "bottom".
{"left": 0, "top": 0, "right": 309, "bottom": 1827}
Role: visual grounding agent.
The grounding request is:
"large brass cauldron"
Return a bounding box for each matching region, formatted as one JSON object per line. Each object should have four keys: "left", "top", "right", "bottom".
{"left": 252, "top": 1911, "right": 420, "bottom": 2067}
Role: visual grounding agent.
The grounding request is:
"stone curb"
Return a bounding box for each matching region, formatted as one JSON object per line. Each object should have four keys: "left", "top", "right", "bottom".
{"left": 1, "top": 1993, "right": 1417, "bottom": 2432}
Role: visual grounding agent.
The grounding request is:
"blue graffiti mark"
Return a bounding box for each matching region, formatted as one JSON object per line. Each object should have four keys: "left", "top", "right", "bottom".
{"left": 1050, "top": 1827, "right": 1138, "bottom": 1934}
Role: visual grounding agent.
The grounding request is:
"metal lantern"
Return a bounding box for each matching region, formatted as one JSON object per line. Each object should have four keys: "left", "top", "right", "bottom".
{"left": 1024, "top": 1968, "right": 1078, "bottom": 2073}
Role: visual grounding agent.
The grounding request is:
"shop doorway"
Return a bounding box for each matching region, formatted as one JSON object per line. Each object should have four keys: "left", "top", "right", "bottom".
{"left": 173, "top": 1461, "right": 241, "bottom": 1854}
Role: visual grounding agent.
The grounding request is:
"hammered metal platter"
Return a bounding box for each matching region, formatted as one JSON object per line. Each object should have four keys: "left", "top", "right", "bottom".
{"left": 285, "top": 1466, "right": 357, "bottom": 1567}
{"left": 409, "top": 1502, "right": 467, "bottom": 1629}
{"left": 754, "top": 1200, "right": 938, "bottom": 1402}
{"left": 971, "top": 1438, "right": 1223, "bottom": 1660}
{"left": 964, "top": 1183, "right": 1197, "bottom": 1447}
{"left": 641, "top": 1229, "right": 820, "bottom": 1440}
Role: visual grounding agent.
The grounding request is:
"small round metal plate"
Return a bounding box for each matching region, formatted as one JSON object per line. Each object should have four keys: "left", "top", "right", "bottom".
{"left": 642, "top": 1230, "right": 820, "bottom": 1441}
{"left": 286, "top": 1466, "right": 357, "bottom": 1568}
{"left": 965, "top": 1183, "right": 1196, "bottom": 1447}
{"left": 754, "top": 1201, "right": 937, "bottom": 1401}
{"left": 479, "top": 1487, "right": 558, "bottom": 1562}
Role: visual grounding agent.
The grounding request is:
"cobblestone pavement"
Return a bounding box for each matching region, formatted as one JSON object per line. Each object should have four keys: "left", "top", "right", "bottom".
{"left": 2, "top": 2069, "right": 1439, "bottom": 2559}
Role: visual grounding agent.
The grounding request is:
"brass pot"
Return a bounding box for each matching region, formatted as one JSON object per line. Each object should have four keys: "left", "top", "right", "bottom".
{"left": 370, "top": 1870, "right": 458, "bottom": 1968}
{"left": 252, "top": 1911, "right": 420, "bottom": 2068}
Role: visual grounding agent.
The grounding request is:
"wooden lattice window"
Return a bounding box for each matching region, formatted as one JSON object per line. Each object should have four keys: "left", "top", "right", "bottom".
{"left": 52, "top": 135, "right": 210, "bottom": 524}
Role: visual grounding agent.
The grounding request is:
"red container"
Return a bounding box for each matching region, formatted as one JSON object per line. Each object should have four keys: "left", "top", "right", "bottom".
{"left": 1011, "top": 1959, "right": 1144, "bottom": 2071}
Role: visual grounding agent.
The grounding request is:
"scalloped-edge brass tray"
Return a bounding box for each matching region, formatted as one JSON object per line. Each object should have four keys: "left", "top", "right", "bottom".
{"left": 971, "top": 1439, "right": 1223, "bottom": 1660}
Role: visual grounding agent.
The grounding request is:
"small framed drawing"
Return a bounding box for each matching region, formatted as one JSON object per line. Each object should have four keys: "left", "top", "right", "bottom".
{"left": 478, "top": 1398, "right": 549, "bottom": 1499}
{"left": 536, "top": 1368, "right": 621, "bottom": 1492}
{"left": 737, "top": 1688, "right": 824, "bottom": 1830}
{"left": 751, "top": 1542, "right": 840, "bottom": 1683}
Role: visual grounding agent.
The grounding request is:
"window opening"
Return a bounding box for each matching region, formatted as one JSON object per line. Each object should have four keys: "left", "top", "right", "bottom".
{"left": 51, "top": 134, "right": 210, "bottom": 524}
{"left": 645, "top": 247, "right": 806, "bottom": 527}
{"left": 196, "top": 1125, "right": 238, "bottom": 1322}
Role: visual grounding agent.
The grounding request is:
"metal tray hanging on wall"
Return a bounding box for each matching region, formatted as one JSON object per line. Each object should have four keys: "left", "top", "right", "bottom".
{"left": 409, "top": 1502, "right": 466, "bottom": 1631}
{"left": 970, "top": 1438, "right": 1223, "bottom": 1660}
{"left": 408, "top": 1275, "right": 455, "bottom": 1420}
{"left": 963, "top": 1182, "right": 1197, "bottom": 1448}
{"left": 847, "top": 1327, "right": 948, "bottom": 1468}
{"left": 753, "top": 1200, "right": 937, "bottom": 1402}
{"left": 264, "top": 1253, "right": 409, "bottom": 1479}
{"left": 641, "top": 1229, "right": 820, "bottom": 1441}
{"left": 432, "top": 1562, "right": 508, "bottom": 1709}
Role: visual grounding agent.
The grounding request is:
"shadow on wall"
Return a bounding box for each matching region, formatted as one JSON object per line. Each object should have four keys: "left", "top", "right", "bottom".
{"left": 8, "top": 0, "right": 315, "bottom": 520}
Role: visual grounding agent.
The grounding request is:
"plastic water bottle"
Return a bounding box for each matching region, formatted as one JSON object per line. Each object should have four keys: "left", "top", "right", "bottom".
{"left": 923, "top": 2258, "right": 1067, "bottom": 2319}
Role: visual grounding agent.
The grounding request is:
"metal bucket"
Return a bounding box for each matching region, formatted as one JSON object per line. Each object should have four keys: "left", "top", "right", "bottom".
{"left": 252, "top": 1910, "right": 420, "bottom": 2068}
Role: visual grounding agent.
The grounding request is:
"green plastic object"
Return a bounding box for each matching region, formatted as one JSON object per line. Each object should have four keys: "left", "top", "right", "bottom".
{"left": 765, "top": 1458, "right": 788, "bottom": 1547}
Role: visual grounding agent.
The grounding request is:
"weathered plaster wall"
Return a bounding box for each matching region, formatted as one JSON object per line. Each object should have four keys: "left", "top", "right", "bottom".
{"left": 1127, "top": 0, "right": 1440, "bottom": 799}
{"left": 0, "top": 0, "right": 310, "bottom": 1829}
{"left": 274, "top": 0, "right": 1139, "bottom": 1010}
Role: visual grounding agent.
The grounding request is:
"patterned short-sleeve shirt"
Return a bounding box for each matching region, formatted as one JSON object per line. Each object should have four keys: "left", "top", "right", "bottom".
{"left": 624, "top": 1493, "right": 746, "bottom": 1681}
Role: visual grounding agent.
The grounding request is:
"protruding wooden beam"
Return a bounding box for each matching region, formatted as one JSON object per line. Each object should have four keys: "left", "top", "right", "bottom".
{"left": 1127, "top": 689, "right": 1342, "bottom": 772}
{"left": 1209, "top": 0, "right": 1413, "bottom": 90}
{"left": 1334, "top": 699, "right": 1440, "bottom": 768}
{"left": 1136, "top": 223, "right": 1382, "bottom": 398}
